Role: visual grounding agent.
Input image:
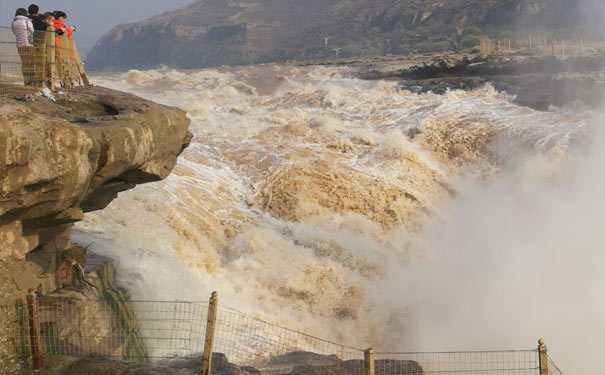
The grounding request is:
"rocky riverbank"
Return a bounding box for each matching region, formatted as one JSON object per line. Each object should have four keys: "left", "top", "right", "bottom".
{"left": 0, "top": 86, "right": 191, "bottom": 373}
{"left": 40, "top": 351, "right": 423, "bottom": 375}
{"left": 298, "top": 48, "right": 605, "bottom": 110}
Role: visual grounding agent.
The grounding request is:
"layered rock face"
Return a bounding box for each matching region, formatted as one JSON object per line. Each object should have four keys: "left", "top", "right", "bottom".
{"left": 0, "top": 87, "right": 191, "bottom": 260}
{"left": 84, "top": 0, "right": 589, "bottom": 71}
{"left": 0, "top": 87, "right": 190, "bottom": 371}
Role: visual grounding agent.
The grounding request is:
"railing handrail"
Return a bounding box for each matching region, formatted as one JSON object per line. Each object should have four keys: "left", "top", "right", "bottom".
{"left": 0, "top": 24, "right": 89, "bottom": 94}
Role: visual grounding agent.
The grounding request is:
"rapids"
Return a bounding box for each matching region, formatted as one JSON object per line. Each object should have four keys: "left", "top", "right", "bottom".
{"left": 76, "top": 65, "right": 602, "bottom": 374}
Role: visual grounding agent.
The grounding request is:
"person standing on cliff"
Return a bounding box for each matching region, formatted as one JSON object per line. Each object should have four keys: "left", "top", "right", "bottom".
{"left": 11, "top": 8, "right": 34, "bottom": 85}
{"left": 27, "top": 4, "right": 46, "bottom": 31}
{"left": 53, "top": 11, "right": 75, "bottom": 37}
{"left": 28, "top": 4, "right": 46, "bottom": 86}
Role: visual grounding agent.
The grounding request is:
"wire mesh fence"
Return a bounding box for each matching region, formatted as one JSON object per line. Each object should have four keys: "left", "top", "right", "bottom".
{"left": 31, "top": 296, "right": 207, "bottom": 361}
{"left": 1, "top": 292, "right": 566, "bottom": 375}
{"left": 478, "top": 36, "right": 600, "bottom": 56}
{"left": 211, "top": 304, "right": 365, "bottom": 374}
{"left": 0, "top": 26, "right": 88, "bottom": 96}
{"left": 546, "top": 355, "right": 564, "bottom": 375}
{"left": 373, "top": 350, "right": 540, "bottom": 375}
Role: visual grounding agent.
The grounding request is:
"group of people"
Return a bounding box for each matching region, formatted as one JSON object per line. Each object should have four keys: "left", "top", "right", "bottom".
{"left": 11, "top": 4, "right": 76, "bottom": 47}
{"left": 10, "top": 4, "right": 77, "bottom": 86}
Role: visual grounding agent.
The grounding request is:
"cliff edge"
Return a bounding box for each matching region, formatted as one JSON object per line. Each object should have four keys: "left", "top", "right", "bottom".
{"left": 0, "top": 86, "right": 191, "bottom": 371}
{"left": 1, "top": 86, "right": 191, "bottom": 260}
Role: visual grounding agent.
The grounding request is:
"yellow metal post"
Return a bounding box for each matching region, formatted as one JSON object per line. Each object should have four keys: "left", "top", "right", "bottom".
{"left": 201, "top": 292, "right": 218, "bottom": 375}
{"left": 538, "top": 339, "right": 548, "bottom": 375}
{"left": 26, "top": 289, "right": 43, "bottom": 370}
{"left": 69, "top": 38, "right": 90, "bottom": 86}
{"left": 61, "top": 34, "right": 72, "bottom": 88}
{"left": 44, "top": 28, "right": 59, "bottom": 89}
{"left": 364, "top": 348, "right": 375, "bottom": 375}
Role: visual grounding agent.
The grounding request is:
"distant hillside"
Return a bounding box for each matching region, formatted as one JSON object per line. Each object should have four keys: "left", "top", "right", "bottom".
{"left": 85, "top": 0, "right": 595, "bottom": 71}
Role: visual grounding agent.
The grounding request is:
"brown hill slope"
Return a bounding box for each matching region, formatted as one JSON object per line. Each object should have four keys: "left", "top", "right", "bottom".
{"left": 85, "top": 0, "right": 591, "bottom": 71}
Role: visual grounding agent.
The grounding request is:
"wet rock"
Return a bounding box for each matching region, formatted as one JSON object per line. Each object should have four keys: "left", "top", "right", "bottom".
{"left": 322, "top": 50, "right": 605, "bottom": 110}
{"left": 287, "top": 358, "right": 424, "bottom": 375}
{"left": 268, "top": 351, "right": 342, "bottom": 368}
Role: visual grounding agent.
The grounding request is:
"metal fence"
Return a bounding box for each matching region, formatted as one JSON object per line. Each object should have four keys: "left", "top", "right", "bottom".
{"left": 0, "top": 26, "right": 88, "bottom": 96}
{"left": 1, "top": 291, "right": 565, "bottom": 375}
{"left": 478, "top": 36, "right": 599, "bottom": 56}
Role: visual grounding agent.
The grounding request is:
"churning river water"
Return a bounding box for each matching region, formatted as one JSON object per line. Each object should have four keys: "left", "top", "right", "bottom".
{"left": 74, "top": 65, "right": 605, "bottom": 374}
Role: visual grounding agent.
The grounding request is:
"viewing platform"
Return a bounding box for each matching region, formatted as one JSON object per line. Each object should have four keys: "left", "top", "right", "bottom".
{"left": 0, "top": 25, "right": 89, "bottom": 96}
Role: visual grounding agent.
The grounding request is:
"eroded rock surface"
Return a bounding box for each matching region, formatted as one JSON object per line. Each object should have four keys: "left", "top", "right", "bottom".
{"left": 0, "top": 86, "right": 191, "bottom": 260}
{"left": 0, "top": 86, "right": 191, "bottom": 373}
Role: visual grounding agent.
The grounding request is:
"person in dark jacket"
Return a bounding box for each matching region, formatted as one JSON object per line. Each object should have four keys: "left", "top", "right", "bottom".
{"left": 28, "top": 4, "right": 47, "bottom": 85}
{"left": 28, "top": 4, "right": 46, "bottom": 31}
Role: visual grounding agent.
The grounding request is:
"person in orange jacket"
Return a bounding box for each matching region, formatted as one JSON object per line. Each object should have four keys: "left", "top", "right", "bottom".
{"left": 53, "top": 11, "right": 75, "bottom": 37}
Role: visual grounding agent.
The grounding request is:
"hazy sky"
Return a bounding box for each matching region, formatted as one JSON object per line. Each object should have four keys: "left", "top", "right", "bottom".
{"left": 1, "top": 0, "right": 194, "bottom": 57}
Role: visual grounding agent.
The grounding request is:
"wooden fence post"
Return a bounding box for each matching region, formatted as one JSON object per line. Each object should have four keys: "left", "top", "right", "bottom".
{"left": 69, "top": 38, "right": 90, "bottom": 86}
{"left": 60, "top": 34, "right": 72, "bottom": 89}
{"left": 43, "top": 28, "right": 59, "bottom": 90}
{"left": 551, "top": 41, "right": 555, "bottom": 55}
{"left": 364, "top": 348, "right": 375, "bottom": 375}
{"left": 26, "top": 288, "right": 43, "bottom": 371}
{"left": 538, "top": 339, "right": 548, "bottom": 375}
{"left": 201, "top": 292, "right": 218, "bottom": 375}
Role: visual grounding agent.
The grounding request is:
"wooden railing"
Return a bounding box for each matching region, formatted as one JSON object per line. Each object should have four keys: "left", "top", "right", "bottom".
{"left": 0, "top": 26, "right": 89, "bottom": 96}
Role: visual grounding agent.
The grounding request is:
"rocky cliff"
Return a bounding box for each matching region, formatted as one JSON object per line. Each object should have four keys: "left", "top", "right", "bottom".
{"left": 0, "top": 86, "right": 191, "bottom": 371}
{"left": 1, "top": 87, "right": 191, "bottom": 260}
{"left": 84, "top": 0, "right": 593, "bottom": 71}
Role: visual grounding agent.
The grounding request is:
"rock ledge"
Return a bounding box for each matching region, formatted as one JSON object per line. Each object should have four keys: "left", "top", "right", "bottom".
{"left": 0, "top": 86, "right": 191, "bottom": 259}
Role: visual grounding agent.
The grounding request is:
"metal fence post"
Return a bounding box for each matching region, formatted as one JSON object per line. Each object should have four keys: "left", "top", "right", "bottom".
{"left": 364, "top": 348, "right": 375, "bottom": 375}
{"left": 26, "top": 289, "right": 43, "bottom": 370}
{"left": 538, "top": 339, "right": 548, "bottom": 375}
{"left": 61, "top": 34, "right": 72, "bottom": 89}
{"left": 69, "top": 37, "right": 90, "bottom": 86}
{"left": 44, "top": 28, "right": 59, "bottom": 90}
{"left": 201, "top": 292, "right": 218, "bottom": 375}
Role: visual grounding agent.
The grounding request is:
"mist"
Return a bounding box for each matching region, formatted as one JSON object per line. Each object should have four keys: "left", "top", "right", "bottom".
{"left": 389, "top": 108, "right": 605, "bottom": 374}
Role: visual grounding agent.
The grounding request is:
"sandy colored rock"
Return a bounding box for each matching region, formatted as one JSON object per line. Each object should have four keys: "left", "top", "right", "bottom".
{"left": 0, "top": 86, "right": 191, "bottom": 371}
{"left": 0, "top": 86, "right": 191, "bottom": 259}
